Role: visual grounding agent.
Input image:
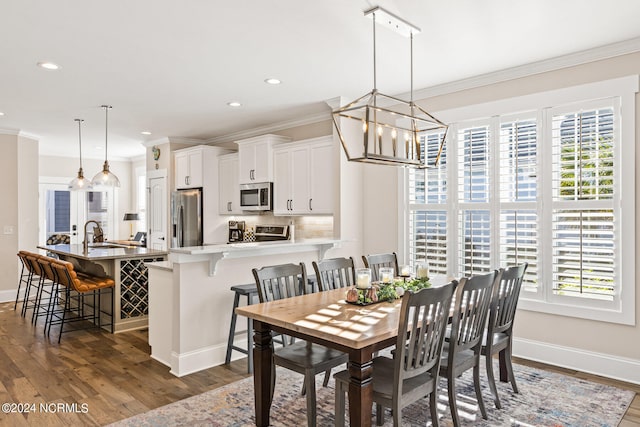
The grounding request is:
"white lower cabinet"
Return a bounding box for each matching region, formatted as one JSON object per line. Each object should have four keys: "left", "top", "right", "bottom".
{"left": 273, "top": 136, "right": 334, "bottom": 215}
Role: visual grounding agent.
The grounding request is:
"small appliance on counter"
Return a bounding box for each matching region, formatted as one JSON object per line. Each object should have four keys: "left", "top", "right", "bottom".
{"left": 228, "top": 220, "right": 245, "bottom": 243}
{"left": 254, "top": 224, "right": 290, "bottom": 242}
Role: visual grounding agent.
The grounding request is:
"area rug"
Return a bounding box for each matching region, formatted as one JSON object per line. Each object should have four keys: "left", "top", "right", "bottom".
{"left": 110, "top": 360, "right": 634, "bottom": 427}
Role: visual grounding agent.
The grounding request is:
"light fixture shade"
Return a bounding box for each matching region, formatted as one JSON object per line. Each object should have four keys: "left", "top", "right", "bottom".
{"left": 332, "top": 90, "right": 448, "bottom": 168}
{"left": 69, "top": 118, "right": 93, "bottom": 190}
{"left": 92, "top": 105, "right": 120, "bottom": 187}
{"left": 92, "top": 160, "right": 121, "bottom": 187}
{"left": 123, "top": 212, "right": 139, "bottom": 221}
{"left": 69, "top": 168, "right": 93, "bottom": 191}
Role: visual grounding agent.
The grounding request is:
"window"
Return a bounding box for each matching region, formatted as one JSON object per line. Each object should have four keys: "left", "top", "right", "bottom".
{"left": 404, "top": 77, "right": 637, "bottom": 324}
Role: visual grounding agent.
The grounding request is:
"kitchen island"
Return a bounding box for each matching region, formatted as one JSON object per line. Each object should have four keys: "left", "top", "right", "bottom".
{"left": 38, "top": 243, "right": 169, "bottom": 333}
{"left": 146, "top": 238, "right": 342, "bottom": 377}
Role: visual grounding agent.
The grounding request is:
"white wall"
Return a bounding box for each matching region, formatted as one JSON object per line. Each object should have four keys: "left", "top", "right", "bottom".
{"left": 0, "top": 133, "right": 39, "bottom": 299}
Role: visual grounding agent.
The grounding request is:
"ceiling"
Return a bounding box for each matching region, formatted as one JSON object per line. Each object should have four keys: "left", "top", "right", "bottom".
{"left": 1, "top": 1, "right": 640, "bottom": 161}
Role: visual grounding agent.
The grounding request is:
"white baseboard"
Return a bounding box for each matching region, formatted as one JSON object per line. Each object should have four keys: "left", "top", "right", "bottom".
{"left": 513, "top": 337, "right": 640, "bottom": 385}
{"left": 0, "top": 289, "right": 18, "bottom": 304}
{"left": 169, "top": 343, "right": 228, "bottom": 377}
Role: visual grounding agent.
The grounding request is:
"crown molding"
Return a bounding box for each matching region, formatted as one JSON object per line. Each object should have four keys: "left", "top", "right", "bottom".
{"left": 0, "top": 128, "right": 40, "bottom": 140}
{"left": 408, "top": 36, "right": 640, "bottom": 101}
{"left": 205, "top": 111, "right": 330, "bottom": 145}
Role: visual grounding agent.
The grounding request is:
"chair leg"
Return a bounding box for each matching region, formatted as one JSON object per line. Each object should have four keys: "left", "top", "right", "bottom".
{"left": 304, "top": 371, "right": 317, "bottom": 427}
{"left": 392, "top": 401, "right": 401, "bottom": 427}
{"left": 225, "top": 292, "right": 240, "bottom": 365}
{"left": 376, "top": 403, "right": 385, "bottom": 426}
{"left": 334, "top": 378, "right": 345, "bottom": 427}
{"left": 322, "top": 369, "right": 331, "bottom": 387}
{"left": 58, "top": 287, "right": 70, "bottom": 343}
{"left": 485, "top": 351, "right": 502, "bottom": 409}
{"left": 429, "top": 389, "right": 440, "bottom": 427}
{"left": 505, "top": 344, "right": 519, "bottom": 393}
{"left": 473, "top": 362, "right": 487, "bottom": 419}
{"left": 447, "top": 372, "right": 460, "bottom": 427}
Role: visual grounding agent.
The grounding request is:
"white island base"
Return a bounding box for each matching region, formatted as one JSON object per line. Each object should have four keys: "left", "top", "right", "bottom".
{"left": 146, "top": 239, "right": 341, "bottom": 377}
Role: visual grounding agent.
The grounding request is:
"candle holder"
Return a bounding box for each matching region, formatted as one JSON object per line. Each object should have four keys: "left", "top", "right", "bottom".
{"left": 399, "top": 265, "right": 411, "bottom": 282}
{"left": 416, "top": 262, "right": 429, "bottom": 280}
{"left": 356, "top": 268, "right": 372, "bottom": 289}
{"left": 379, "top": 267, "right": 394, "bottom": 284}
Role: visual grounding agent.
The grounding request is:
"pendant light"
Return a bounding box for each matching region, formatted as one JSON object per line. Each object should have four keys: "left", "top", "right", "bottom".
{"left": 332, "top": 6, "right": 448, "bottom": 168}
{"left": 92, "top": 104, "right": 120, "bottom": 187}
{"left": 68, "top": 118, "right": 93, "bottom": 191}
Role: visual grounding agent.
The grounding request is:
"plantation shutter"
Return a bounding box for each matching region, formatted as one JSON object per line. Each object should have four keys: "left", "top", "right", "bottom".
{"left": 550, "top": 106, "right": 616, "bottom": 300}
{"left": 499, "top": 119, "right": 539, "bottom": 293}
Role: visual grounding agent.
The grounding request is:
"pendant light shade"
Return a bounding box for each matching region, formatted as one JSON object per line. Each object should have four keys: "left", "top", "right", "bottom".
{"left": 92, "top": 105, "right": 120, "bottom": 187}
{"left": 69, "top": 119, "right": 93, "bottom": 191}
{"left": 332, "top": 6, "right": 448, "bottom": 168}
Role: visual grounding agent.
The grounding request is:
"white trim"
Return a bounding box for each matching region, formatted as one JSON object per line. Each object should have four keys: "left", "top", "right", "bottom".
{"left": 0, "top": 289, "right": 17, "bottom": 304}
{"left": 513, "top": 337, "right": 640, "bottom": 385}
{"left": 169, "top": 343, "right": 228, "bottom": 377}
{"left": 409, "top": 37, "right": 640, "bottom": 102}
{"left": 205, "top": 112, "right": 330, "bottom": 145}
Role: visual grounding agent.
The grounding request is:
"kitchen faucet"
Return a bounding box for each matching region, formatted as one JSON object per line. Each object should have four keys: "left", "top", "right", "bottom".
{"left": 83, "top": 220, "right": 104, "bottom": 254}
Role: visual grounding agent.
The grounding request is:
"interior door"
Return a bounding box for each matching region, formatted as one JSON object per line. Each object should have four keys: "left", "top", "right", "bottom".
{"left": 148, "top": 175, "right": 167, "bottom": 250}
{"left": 39, "top": 181, "right": 86, "bottom": 245}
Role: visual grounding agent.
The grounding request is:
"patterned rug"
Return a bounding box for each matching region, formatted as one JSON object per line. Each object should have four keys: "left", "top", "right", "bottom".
{"left": 110, "top": 360, "right": 634, "bottom": 427}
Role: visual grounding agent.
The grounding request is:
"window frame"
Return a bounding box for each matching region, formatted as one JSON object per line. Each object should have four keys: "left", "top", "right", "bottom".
{"left": 400, "top": 76, "right": 638, "bottom": 325}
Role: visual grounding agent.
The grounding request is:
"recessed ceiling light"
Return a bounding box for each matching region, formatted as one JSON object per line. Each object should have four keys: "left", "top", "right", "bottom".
{"left": 37, "top": 61, "right": 61, "bottom": 70}
{"left": 0, "top": 112, "right": 4, "bottom": 116}
{"left": 227, "top": 101, "right": 242, "bottom": 107}
{"left": 141, "top": 131, "right": 152, "bottom": 135}
{"left": 264, "top": 78, "right": 281, "bottom": 85}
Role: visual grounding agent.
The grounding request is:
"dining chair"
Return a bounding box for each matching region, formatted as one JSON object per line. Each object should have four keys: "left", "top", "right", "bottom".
{"left": 362, "top": 252, "right": 399, "bottom": 282}
{"left": 334, "top": 281, "right": 457, "bottom": 427}
{"left": 252, "top": 263, "right": 348, "bottom": 427}
{"left": 440, "top": 270, "right": 499, "bottom": 426}
{"left": 482, "top": 263, "right": 528, "bottom": 409}
{"left": 312, "top": 257, "right": 355, "bottom": 291}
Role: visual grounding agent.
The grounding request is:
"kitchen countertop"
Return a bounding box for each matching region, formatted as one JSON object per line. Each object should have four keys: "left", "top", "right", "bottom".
{"left": 38, "top": 243, "right": 169, "bottom": 261}
{"left": 168, "top": 238, "right": 342, "bottom": 275}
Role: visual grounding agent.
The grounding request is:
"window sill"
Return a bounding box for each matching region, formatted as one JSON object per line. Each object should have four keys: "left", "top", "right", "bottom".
{"left": 518, "top": 297, "right": 634, "bottom": 326}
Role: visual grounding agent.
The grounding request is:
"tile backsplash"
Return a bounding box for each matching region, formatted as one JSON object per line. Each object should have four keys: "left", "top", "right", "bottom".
{"left": 229, "top": 215, "right": 334, "bottom": 240}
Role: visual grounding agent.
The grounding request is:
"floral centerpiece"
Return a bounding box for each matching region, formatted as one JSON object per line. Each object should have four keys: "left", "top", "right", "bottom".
{"left": 345, "top": 277, "right": 431, "bottom": 305}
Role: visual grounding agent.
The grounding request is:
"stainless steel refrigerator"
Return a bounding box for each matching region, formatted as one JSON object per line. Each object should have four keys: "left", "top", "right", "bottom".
{"left": 171, "top": 188, "right": 203, "bottom": 247}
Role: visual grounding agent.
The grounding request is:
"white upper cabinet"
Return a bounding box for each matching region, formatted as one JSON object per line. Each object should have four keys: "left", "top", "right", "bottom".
{"left": 218, "top": 153, "right": 242, "bottom": 215}
{"left": 236, "top": 134, "right": 291, "bottom": 184}
{"left": 308, "top": 140, "right": 334, "bottom": 214}
{"left": 175, "top": 147, "right": 204, "bottom": 189}
{"left": 273, "top": 136, "right": 334, "bottom": 216}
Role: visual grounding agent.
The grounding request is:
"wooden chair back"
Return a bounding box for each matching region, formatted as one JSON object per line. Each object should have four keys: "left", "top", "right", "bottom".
{"left": 362, "top": 252, "right": 399, "bottom": 281}
{"left": 252, "top": 263, "right": 309, "bottom": 303}
{"left": 395, "top": 281, "right": 456, "bottom": 384}
{"left": 449, "top": 270, "right": 498, "bottom": 354}
{"left": 312, "top": 257, "right": 356, "bottom": 291}
{"left": 488, "top": 263, "right": 528, "bottom": 335}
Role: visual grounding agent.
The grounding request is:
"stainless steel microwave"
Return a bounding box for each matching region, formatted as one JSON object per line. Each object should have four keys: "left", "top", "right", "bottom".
{"left": 240, "top": 182, "right": 273, "bottom": 211}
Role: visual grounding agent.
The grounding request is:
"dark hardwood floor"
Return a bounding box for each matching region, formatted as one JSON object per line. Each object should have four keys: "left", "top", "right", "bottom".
{"left": 0, "top": 300, "right": 638, "bottom": 426}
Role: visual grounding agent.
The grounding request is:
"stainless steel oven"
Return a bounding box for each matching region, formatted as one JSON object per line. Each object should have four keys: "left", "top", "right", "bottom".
{"left": 240, "top": 182, "right": 272, "bottom": 211}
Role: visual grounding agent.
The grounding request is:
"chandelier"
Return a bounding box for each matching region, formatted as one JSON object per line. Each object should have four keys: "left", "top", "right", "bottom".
{"left": 332, "top": 6, "right": 447, "bottom": 168}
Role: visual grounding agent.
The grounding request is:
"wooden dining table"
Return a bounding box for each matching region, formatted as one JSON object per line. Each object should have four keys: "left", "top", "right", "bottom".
{"left": 236, "top": 279, "right": 509, "bottom": 426}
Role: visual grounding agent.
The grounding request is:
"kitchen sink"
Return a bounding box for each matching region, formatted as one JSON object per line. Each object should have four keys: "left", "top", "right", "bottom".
{"left": 88, "top": 243, "right": 131, "bottom": 249}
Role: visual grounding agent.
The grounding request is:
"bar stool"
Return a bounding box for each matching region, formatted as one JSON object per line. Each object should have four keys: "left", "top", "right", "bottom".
{"left": 225, "top": 283, "right": 259, "bottom": 373}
